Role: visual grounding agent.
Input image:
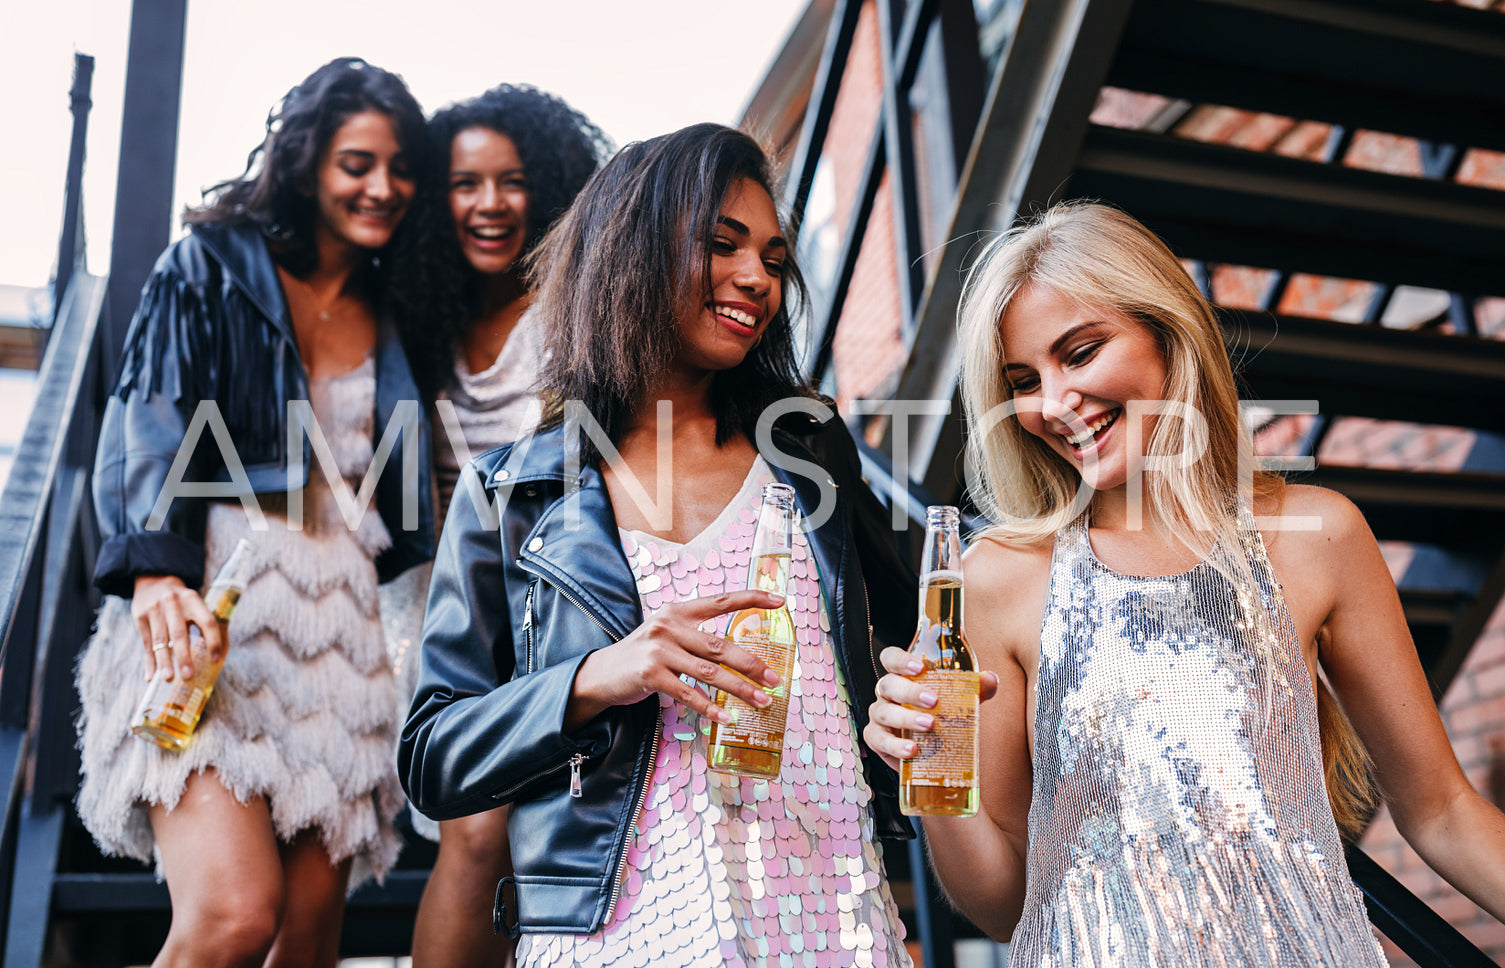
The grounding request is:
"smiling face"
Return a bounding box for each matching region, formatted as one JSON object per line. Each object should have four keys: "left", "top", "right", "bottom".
{"left": 311, "top": 109, "right": 414, "bottom": 254}
{"left": 999, "top": 282, "right": 1170, "bottom": 495}
{"left": 672, "top": 176, "right": 786, "bottom": 376}
{"left": 448, "top": 126, "right": 531, "bottom": 276}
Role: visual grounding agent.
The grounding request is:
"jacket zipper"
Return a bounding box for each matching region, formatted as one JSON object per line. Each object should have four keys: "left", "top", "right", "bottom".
{"left": 514, "top": 556, "right": 658, "bottom": 918}
{"left": 522, "top": 582, "right": 536, "bottom": 674}
{"left": 490, "top": 753, "right": 585, "bottom": 802}
{"left": 604, "top": 717, "right": 659, "bottom": 923}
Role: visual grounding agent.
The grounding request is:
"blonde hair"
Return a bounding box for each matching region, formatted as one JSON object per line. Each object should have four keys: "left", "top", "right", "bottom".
{"left": 957, "top": 201, "right": 1374, "bottom": 837}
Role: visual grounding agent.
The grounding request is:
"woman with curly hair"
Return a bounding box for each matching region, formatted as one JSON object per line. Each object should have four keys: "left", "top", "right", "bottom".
{"left": 386, "top": 84, "right": 609, "bottom": 968}
{"left": 77, "top": 57, "right": 431, "bottom": 967}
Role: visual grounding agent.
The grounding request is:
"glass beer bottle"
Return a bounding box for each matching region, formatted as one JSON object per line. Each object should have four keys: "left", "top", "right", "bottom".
{"left": 131, "top": 538, "right": 255, "bottom": 751}
{"left": 708, "top": 482, "right": 798, "bottom": 778}
{"left": 900, "top": 506, "right": 980, "bottom": 816}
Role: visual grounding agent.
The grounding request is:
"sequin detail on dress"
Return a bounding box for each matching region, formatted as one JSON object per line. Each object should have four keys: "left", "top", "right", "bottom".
{"left": 517, "top": 459, "right": 909, "bottom": 968}
{"left": 1008, "top": 510, "right": 1386, "bottom": 968}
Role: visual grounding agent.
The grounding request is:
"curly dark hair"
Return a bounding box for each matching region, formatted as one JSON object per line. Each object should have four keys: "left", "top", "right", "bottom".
{"left": 532, "top": 123, "right": 812, "bottom": 468}
{"left": 184, "top": 57, "right": 428, "bottom": 277}
{"left": 390, "top": 84, "right": 612, "bottom": 403}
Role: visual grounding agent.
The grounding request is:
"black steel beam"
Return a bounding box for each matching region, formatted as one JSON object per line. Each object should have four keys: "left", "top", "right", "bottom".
{"left": 1301, "top": 465, "right": 1505, "bottom": 552}
{"left": 50, "top": 869, "right": 431, "bottom": 913}
{"left": 104, "top": 0, "right": 188, "bottom": 374}
{"left": 53, "top": 54, "right": 94, "bottom": 330}
{"left": 1068, "top": 126, "right": 1505, "bottom": 297}
{"left": 1347, "top": 843, "right": 1498, "bottom": 968}
{"left": 787, "top": 0, "right": 864, "bottom": 227}
{"left": 1111, "top": 0, "right": 1505, "bottom": 153}
{"left": 877, "top": 0, "right": 941, "bottom": 324}
{"left": 1222, "top": 311, "right": 1505, "bottom": 435}
{"left": 888, "top": 0, "right": 1138, "bottom": 499}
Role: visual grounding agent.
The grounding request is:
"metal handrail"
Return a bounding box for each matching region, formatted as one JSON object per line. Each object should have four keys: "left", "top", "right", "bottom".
{"left": 0, "top": 271, "right": 108, "bottom": 964}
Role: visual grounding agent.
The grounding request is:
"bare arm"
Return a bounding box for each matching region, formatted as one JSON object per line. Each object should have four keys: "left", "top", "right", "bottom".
{"left": 863, "top": 538, "right": 1046, "bottom": 939}
{"left": 1291, "top": 486, "right": 1505, "bottom": 922}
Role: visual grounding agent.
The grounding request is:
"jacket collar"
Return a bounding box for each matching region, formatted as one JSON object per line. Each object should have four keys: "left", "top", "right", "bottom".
{"left": 190, "top": 221, "right": 297, "bottom": 347}
{"left": 508, "top": 417, "right": 851, "bottom": 649}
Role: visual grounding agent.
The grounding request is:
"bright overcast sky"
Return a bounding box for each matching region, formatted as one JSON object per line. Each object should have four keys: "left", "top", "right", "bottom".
{"left": 0, "top": 0, "right": 808, "bottom": 291}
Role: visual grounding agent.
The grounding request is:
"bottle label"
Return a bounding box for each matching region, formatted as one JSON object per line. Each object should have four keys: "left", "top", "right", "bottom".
{"left": 907, "top": 669, "right": 978, "bottom": 788}
{"left": 714, "top": 630, "right": 791, "bottom": 754}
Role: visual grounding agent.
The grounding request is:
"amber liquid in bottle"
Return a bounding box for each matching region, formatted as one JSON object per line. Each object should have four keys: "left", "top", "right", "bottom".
{"left": 900, "top": 507, "right": 980, "bottom": 817}
{"left": 131, "top": 539, "right": 254, "bottom": 751}
{"left": 708, "top": 483, "right": 798, "bottom": 778}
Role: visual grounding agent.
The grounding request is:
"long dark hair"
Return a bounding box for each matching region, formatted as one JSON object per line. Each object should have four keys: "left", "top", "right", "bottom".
{"left": 390, "top": 84, "right": 610, "bottom": 403}
{"left": 532, "top": 123, "right": 811, "bottom": 467}
{"left": 184, "top": 57, "right": 427, "bottom": 277}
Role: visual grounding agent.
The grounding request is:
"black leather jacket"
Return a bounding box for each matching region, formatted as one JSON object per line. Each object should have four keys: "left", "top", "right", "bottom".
{"left": 92, "top": 221, "right": 433, "bottom": 595}
{"left": 399, "top": 409, "right": 917, "bottom": 936}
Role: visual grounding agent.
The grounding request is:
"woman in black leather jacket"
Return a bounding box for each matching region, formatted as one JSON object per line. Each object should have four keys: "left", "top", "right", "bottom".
{"left": 401, "top": 124, "right": 919, "bottom": 966}
{"left": 77, "top": 58, "right": 431, "bottom": 968}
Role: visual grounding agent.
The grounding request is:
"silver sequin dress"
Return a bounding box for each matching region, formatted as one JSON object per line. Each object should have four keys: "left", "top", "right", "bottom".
{"left": 1009, "top": 511, "right": 1386, "bottom": 967}
{"left": 517, "top": 459, "right": 910, "bottom": 968}
{"left": 76, "top": 358, "right": 406, "bottom": 890}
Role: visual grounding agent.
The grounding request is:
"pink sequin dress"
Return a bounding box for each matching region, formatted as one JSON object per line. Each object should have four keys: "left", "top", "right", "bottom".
{"left": 516, "top": 459, "right": 911, "bottom": 968}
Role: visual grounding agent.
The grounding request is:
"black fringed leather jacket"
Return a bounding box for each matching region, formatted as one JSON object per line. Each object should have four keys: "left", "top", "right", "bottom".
{"left": 91, "top": 221, "right": 434, "bottom": 595}
{"left": 399, "top": 411, "right": 917, "bottom": 937}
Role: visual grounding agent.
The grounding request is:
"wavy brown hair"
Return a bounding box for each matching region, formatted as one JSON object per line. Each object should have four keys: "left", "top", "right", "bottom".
{"left": 530, "top": 123, "right": 812, "bottom": 467}
{"left": 184, "top": 57, "right": 427, "bottom": 278}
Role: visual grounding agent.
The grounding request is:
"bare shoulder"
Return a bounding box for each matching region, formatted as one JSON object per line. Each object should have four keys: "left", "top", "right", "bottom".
{"left": 962, "top": 531, "right": 1054, "bottom": 666}
{"left": 1258, "top": 484, "right": 1389, "bottom": 615}
{"left": 1260, "top": 484, "right": 1374, "bottom": 560}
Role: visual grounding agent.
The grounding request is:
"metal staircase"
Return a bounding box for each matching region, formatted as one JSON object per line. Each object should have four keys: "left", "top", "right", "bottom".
{"left": 766, "top": 0, "right": 1505, "bottom": 964}
{"left": 3, "top": 0, "right": 1504, "bottom": 964}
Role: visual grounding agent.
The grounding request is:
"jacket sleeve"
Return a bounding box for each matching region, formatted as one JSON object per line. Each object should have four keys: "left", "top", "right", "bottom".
{"left": 830, "top": 420, "right": 918, "bottom": 649}
{"left": 92, "top": 263, "right": 212, "bottom": 596}
{"left": 398, "top": 462, "right": 609, "bottom": 819}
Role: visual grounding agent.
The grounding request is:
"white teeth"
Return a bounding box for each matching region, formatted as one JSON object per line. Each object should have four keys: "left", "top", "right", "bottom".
{"left": 471, "top": 226, "right": 511, "bottom": 239}
{"left": 1065, "top": 411, "right": 1117, "bottom": 447}
{"left": 716, "top": 305, "right": 756, "bottom": 327}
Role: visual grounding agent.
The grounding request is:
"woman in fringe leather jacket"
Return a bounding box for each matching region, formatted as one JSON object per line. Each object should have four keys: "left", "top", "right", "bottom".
{"left": 79, "top": 59, "right": 432, "bottom": 968}
{"left": 400, "top": 124, "right": 919, "bottom": 965}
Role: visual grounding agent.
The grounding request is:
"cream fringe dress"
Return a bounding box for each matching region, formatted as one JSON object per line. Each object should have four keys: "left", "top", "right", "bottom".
{"left": 75, "top": 359, "right": 405, "bottom": 889}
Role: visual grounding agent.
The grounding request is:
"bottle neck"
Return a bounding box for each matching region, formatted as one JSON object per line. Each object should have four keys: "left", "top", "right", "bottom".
{"left": 746, "top": 550, "right": 791, "bottom": 598}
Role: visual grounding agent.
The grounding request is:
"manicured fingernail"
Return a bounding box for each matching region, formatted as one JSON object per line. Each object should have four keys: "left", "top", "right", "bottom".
{"left": 904, "top": 741, "right": 917, "bottom": 757}
{"left": 754, "top": 691, "right": 772, "bottom": 707}
{"left": 906, "top": 660, "right": 923, "bottom": 675}
{"left": 915, "top": 714, "right": 934, "bottom": 730}
{"left": 181, "top": 664, "right": 193, "bottom": 678}
{"left": 767, "top": 593, "right": 785, "bottom": 605}
{"left": 918, "top": 690, "right": 938, "bottom": 708}
{"left": 763, "top": 669, "right": 781, "bottom": 686}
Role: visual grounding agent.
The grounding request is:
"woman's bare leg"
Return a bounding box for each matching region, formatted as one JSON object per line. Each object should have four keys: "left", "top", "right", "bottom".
{"left": 150, "top": 770, "right": 284, "bottom": 968}
{"left": 412, "top": 806, "right": 515, "bottom": 968}
{"left": 263, "top": 828, "right": 352, "bottom": 968}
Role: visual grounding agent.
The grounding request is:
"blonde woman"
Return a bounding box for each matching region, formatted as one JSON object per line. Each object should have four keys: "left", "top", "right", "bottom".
{"left": 863, "top": 201, "right": 1505, "bottom": 964}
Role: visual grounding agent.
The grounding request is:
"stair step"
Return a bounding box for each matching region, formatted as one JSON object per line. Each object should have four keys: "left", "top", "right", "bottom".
{"left": 1110, "top": 0, "right": 1505, "bottom": 152}
{"left": 1225, "top": 311, "right": 1505, "bottom": 434}
{"left": 1068, "top": 125, "right": 1505, "bottom": 294}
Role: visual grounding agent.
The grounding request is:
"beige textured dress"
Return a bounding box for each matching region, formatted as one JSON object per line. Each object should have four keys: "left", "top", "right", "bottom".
{"left": 76, "top": 358, "right": 405, "bottom": 889}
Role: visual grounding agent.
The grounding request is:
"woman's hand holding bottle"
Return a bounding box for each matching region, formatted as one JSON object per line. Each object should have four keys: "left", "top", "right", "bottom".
{"left": 865, "top": 646, "right": 1000, "bottom": 773}
{"left": 131, "top": 574, "right": 223, "bottom": 682}
{"left": 566, "top": 590, "right": 785, "bottom": 732}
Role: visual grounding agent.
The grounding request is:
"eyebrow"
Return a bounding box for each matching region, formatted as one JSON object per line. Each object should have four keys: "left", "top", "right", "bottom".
{"left": 1049, "top": 321, "right": 1107, "bottom": 356}
{"left": 1002, "top": 321, "right": 1108, "bottom": 373}
{"left": 717, "top": 216, "right": 786, "bottom": 250}
{"left": 449, "top": 167, "right": 525, "bottom": 179}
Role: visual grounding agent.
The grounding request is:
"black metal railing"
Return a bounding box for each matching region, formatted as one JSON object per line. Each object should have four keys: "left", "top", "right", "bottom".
{"left": 0, "top": 271, "right": 109, "bottom": 966}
